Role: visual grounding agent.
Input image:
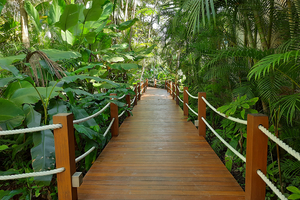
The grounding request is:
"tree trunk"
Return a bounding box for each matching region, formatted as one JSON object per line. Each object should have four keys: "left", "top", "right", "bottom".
{"left": 286, "top": 0, "right": 294, "bottom": 38}
{"left": 128, "top": 0, "right": 136, "bottom": 50}
{"left": 19, "top": 0, "right": 30, "bottom": 48}
{"left": 253, "top": 10, "right": 268, "bottom": 50}
{"left": 124, "top": 0, "right": 128, "bottom": 21}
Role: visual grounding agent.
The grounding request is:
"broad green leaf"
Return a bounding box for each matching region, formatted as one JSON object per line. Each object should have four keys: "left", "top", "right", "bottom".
{"left": 23, "top": 104, "right": 41, "bottom": 128}
{"left": 24, "top": 1, "right": 41, "bottom": 31}
{"left": 2, "top": 80, "right": 32, "bottom": 99}
{"left": 225, "top": 156, "right": 232, "bottom": 171}
{"left": 98, "top": 2, "right": 113, "bottom": 21}
{"left": 61, "top": 30, "right": 75, "bottom": 45}
{"left": 84, "top": 140, "right": 98, "bottom": 169}
{"left": 83, "top": 0, "right": 105, "bottom": 22}
{"left": 9, "top": 87, "right": 63, "bottom": 106}
{"left": 110, "top": 43, "right": 129, "bottom": 50}
{"left": 64, "top": 88, "right": 93, "bottom": 96}
{"left": 31, "top": 129, "right": 55, "bottom": 184}
{"left": 288, "top": 194, "right": 300, "bottom": 199}
{"left": 117, "top": 18, "right": 139, "bottom": 30}
{"left": 85, "top": 32, "right": 97, "bottom": 44}
{"left": 61, "top": 75, "right": 118, "bottom": 86}
{"left": 0, "top": 98, "right": 25, "bottom": 129}
{"left": 55, "top": 4, "right": 79, "bottom": 31}
{"left": 71, "top": 63, "right": 102, "bottom": 75}
{"left": 12, "top": 136, "right": 32, "bottom": 159}
{"left": 90, "top": 19, "right": 107, "bottom": 33}
{"left": 102, "top": 55, "right": 124, "bottom": 62}
{"left": 41, "top": 49, "right": 81, "bottom": 61}
{"left": 48, "top": 0, "right": 63, "bottom": 25}
{"left": 287, "top": 186, "right": 300, "bottom": 194}
{"left": 0, "top": 0, "right": 7, "bottom": 14}
{"left": 0, "top": 54, "right": 25, "bottom": 76}
{"left": 241, "top": 109, "right": 245, "bottom": 119}
{"left": 0, "top": 145, "right": 8, "bottom": 151}
{"left": 1, "top": 189, "right": 25, "bottom": 200}
{"left": 111, "top": 63, "right": 138, "bottom": 70}
{"left": 48, "top": 99, "right": 68, "bottom": 124}
{"left": 74, "top": 124, "right": 99, "bottom": 140}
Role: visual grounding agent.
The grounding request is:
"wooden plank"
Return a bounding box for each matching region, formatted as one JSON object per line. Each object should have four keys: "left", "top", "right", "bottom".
{"left": 78, "top": 87, "right": 245, "bottom": 199}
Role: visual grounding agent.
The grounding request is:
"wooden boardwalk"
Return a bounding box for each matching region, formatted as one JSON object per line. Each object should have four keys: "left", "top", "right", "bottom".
{"left": 78, "top": 87, "right": 245, "bottom": 199}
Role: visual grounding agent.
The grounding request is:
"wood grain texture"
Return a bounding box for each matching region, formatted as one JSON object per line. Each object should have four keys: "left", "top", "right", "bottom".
{"left": 78, "top": 87, "right": 245, "bottom": 199}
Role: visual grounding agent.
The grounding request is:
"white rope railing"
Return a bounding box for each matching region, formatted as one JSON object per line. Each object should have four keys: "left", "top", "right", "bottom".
{"left": 131, "top": 96, "right": 136, "bottom": 105}
{"left": 103, "top": 118, "right": 115, "bottom": 137}
{"left": 132, "top": 86, "right": 136, "bottom": 91}
{"left": 201, "top": 97, "right": 247, "bottom": 125}
{"left": 257, "top": 170, "right": 288, "bottom": 200}
{"left": 202, "top": 117, "right": 246, "bottom": 162}
{"left": 118, "top": 94, "right": 126, "bottom": 100}
{"left": 75, "top": 147, "right": 96, "bottom": 163}
{"left": 259, "top": 125, "right": 300, "bottom": 161}
{"left": 0, "top": 124, "right": 62, "bottom": 136}
{"left": 0, "top": 168, "right": 65, "bottom": 180}
{"left": 177, "top": 95, "right": 183, "bottom": 103}
{"left": 118, "top": 110, "right": 126, "bottom": 118}
{"left": 185, "top": 89, "right": 198, "bottom": 99}
{"left": 73, "top": 103, "right": 110, "bottom": 124}
{"left": 177, "top": 86, "right": 183, "bottom": 93}
{"left": 185, "top": 103, "right": 198, "bottom": 116}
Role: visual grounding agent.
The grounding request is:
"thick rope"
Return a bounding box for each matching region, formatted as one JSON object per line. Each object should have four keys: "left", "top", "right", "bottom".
{"left": 118, "top": 94, "right": 126, "bottom": 100}
{"left": 177, "top": 85, "right": 183, "bottom": 93}
{"left": 131, "top": 96, "right": 136, "bottom": 105}
{"left": 0, "top": 124, "right": 62, "bottom": 136}
{"left": 73, "top": 103, "right": 110, "bottom": 124}
{"left": 0, "top": 168, "right": 65, "bottom": 180}
{"left": 103, "top": 118, "right": 115, "bottom": 137}
{"left": 118, "top": 110, "right": 126, "bottom": 118}
{"left": 202, "top": 117, "right": 246, "bottom": 162}
{"left": 257, "top": 170, "right": 288, "bottom": 200}
{"left": 177, "top": 95, "right": 183, "bottom": 103}
{"left": 185, "top": 103, "right": 198, "bottom": 116}
{"left": 185, "top": 90, "right": 198, "bottom": 99}
{"left": 75, "top": 147, "right": 96, "bottom": 163}
{"left": 201, "top": 97, "right": 247, "bottom": 125}
{"left": 259, "top": 125, "right": 300, "bottom": 161}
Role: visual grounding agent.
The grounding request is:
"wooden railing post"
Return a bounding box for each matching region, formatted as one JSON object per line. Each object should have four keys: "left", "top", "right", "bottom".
{"left": 134, "top": 84, "right": 137, "bottom": 106}
{"left": 183, "top": 87, "right": 189, "bottom": 117}
{"left": 176, "top": 83, "right": 179, "bottom": 105}
{"left": 110, "top": 93, "right": 119, "bottom": 137}
{"left": 170, "top": 82, "right": 173, "bottom": 96}
{"left": 53, "top": 113, "right": 77, "bottom": 200}
{"left": 164, "top": 80, "right": 166, "bottom": 89}
{"left": 146, "top": 79, "right": 148, "bottom": 90}
{"left": 198, "top": 92, "right": 206, "bottom": 137}
{"left": 126, "top": 92, "right": 131, "bottom": 118}
{"left": 245, "top": 114, "right": 269, "bottom": 200}
{"left": 138, "top": 82, "right": 141, "bottom": 101}
{"left": 154, "top": 79, "right": 157, "bottom": 88}
{"left": 172, "top": 82, "right": 175, "bottom": 100}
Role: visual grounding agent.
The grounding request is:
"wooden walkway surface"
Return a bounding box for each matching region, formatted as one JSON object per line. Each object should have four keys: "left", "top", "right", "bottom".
{"left": 78, "top": 87, "right": 245, "bottom": 199}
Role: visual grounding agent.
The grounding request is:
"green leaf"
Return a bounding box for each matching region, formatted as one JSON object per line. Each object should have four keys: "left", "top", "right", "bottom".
{"left": 110, "top": 63, "right": 138, "bottom": 70}
{"left": 72, "top": 106, "right": 98, "bottom": 127}
{"left": 83, "top": 0, "right": 105, "bottom": 22}
{"left": 41, "top": 49, "right": 81, "bottom": 61}
{"left": 31, "top": 130, "right": 55, "bottom": 184}
{"left": 98, "top": 2, "right": 113, "bottom": 21}
{"left": 61, "top": 30, "right": 75, "bottom": 45}
{"left": 23, "top": 104, "right": 41, "bottom": 128}
{"left": 225, "top": 156, "right": 233, "bottom": 171}
{"left": 55, "top": 4, "right": 79, "bottom": 31}
{"left": 48, "top": 0, "right": 64, "bottom": 25}
{"left": 102, "top": 55, "right": 124, "bottom": 62}
{"left": 0, "top": 0, "right": 7, "bottom": 14}
{"left": 241, "top": 103, "right": 250, "bottom": 109}
{"left": 12, "top": 136, "right": 32, "bottom": 159}
{"left": 24, "top": 1, "right": 41, "bottom": 31}
{"left": 0, "top": 98, "right": 25, "bottom": 129}
{"left": 64, "top": 88, "right": 93, "bottom": 97}
{"left": 0, "top": 145, "right": 8, "bottom": 151}
{"left": 0, "top": 54, "right": 25, "bottom": 76}
{"left": 9, "top": 87, "right": 63, "bottom": 106}
{"left": 74, "top": 124, "right": 99, "bottom": 140}
{"left": 287, "top": 186, "right": 300, "bottom": 194}
{"left": 241, "top": 109, "right": 245, "bottom": 119}
{"left": 2, "top": 79, "right": 31, "bottom": 98}
{"left": 61, "top": 75, "right": 118, "bottom": 86}
{"left": 1, "top": 189, "right": 24, "bottom": 200}
{"left": 117, "top": 18, "right": 139, "bottom": 30}
{"left": 288, "top": 194, "right": 300, "bottom": 199}
{"left": 71, "top": 63, "right": 102, "bottom": 75}
{"left": 85, "top": 32, "right": 97, "bottom": 44}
